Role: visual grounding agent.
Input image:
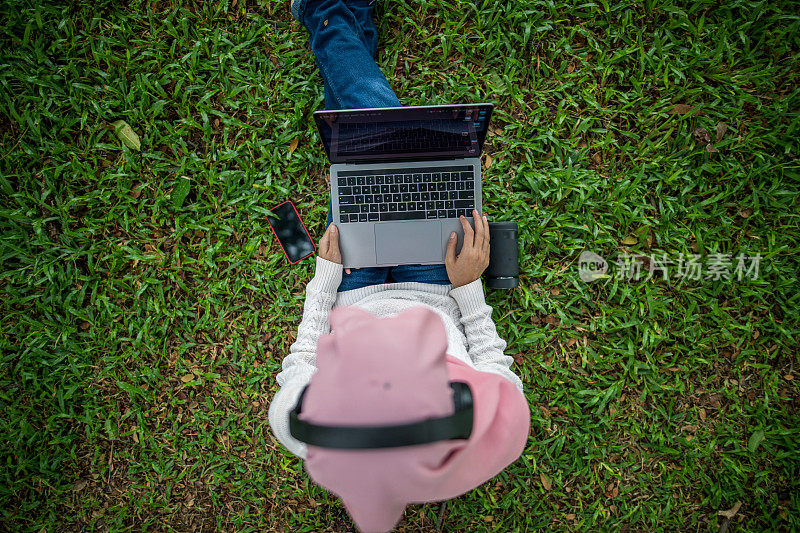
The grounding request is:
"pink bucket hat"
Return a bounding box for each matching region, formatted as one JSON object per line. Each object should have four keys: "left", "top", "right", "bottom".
{"left": 298, "top": 306, "right": 530, "bottom": 533}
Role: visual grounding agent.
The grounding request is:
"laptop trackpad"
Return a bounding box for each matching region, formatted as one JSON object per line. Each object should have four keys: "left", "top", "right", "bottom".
{"left": 374, "top": 221, "right": 442, "bottom": 265}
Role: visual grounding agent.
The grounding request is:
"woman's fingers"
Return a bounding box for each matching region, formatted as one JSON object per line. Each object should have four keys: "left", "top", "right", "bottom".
{"left": 482, "top": 214, "right": 490, "bottom": 254}
{"left": 460, "top": 214, "right": 474, "bottom": 249}
{"left": 472, "top": 210, "right": 484, "bottom": 249}
{"left": 328, "top": 224, "right": 339, "bottom": 250}
{"left": 319, "top": 227, "right": 330, "bottom": 255}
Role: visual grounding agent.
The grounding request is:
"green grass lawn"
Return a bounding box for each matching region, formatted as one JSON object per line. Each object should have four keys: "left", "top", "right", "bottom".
{"left": 1, "top": 0, "right": 799, "bottom": 530}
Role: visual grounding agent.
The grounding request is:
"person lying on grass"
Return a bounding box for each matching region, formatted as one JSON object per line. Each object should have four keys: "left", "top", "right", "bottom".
{"left": 268, "top": 1, "right": 530, "bottom": 532}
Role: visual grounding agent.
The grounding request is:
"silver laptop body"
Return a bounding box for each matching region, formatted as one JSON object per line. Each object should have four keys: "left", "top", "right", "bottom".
{"left": 314, "top": 104, "right": 493, "bottom": 269}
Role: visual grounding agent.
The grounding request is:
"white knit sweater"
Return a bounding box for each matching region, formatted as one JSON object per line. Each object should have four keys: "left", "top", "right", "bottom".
{"left": 267, "top": 257, "right": 523, "bottom": 458}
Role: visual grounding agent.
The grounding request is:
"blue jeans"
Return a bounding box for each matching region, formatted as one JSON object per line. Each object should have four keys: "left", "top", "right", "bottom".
{"left": 296, "top": 0, "right": 450, "bottom": 292}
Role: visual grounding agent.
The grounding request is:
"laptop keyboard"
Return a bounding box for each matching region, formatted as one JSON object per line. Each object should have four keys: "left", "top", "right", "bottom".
{"left": 336, "top": 165, "right": 477, "bottom": 223}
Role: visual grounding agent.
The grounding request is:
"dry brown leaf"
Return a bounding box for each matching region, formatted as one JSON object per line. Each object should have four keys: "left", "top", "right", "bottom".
{"left": 622, "top": 235, "right": 638, "bottom": 245}
{"left": 693, "top": 127, "right": 711, "bottom": 145}
{"left": 785, "top": 374, "right": 795, "bottom": 381}
{"left": 718, "top": 501, "right": 742, "bottom": 520}
{"left": 540, "top": 473, "right": 552, "bottom": 491}
{"left": 567, "top": 62, "right": 575, "bottom": 73}
{"left": 670, "top": 104, "right": 694, "bottom": 115}
{"left": 180, "top": 373, "right": 195, "bottom": 383}
{"left": 132, "top": 428, "right": 139, "bottom": 444}
{"left": 715, "top": 122, "right": 728, "bottom": 143}
{"left": 484, "top": 154, "right": 493, "bottom": 169}
{"left": 131, "top": 185, "right": 142, "bottom": 199}
{"left": 289, "top": 138, "right": 299, "bottom": 155}
{"left": 699, "top": 408, "right": 707, "bottom": 421}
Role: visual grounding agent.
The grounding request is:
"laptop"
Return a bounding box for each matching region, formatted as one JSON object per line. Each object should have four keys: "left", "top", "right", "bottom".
{"left": 314, "top": 103, "right": 493, "bottom": 268}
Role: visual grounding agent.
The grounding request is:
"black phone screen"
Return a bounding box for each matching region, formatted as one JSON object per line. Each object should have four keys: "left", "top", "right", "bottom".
{"left": 267, "top": 202, "right": 316, "bottom": 264}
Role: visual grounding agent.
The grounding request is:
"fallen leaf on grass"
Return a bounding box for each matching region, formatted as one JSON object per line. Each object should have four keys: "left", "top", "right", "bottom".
{"left": 111, "top": 120, "right": 141, "bottom": 151}
{"left": 132, "top": 427, "right": 139, "bottom": 444}
{"left": 715, "top": 122, "right": 728, "bottom": 143}
{"left": 289, "top": 138, "right": 299, "bottom": 155}
{"left": 748, "top": 430, "right": 765, "bottom": 452}
{"left": 739, "top": 207, "right": 753, "bottom": 218}
{"left": 567, "top": 62, "right": 575, "bottom": 73}
{"left": 180, "top": 373, "right": 195, "bottom": 383}
{"left": 484, "top": 154, "right": 493, "bottom": 169}
{"left": 544, "top": 315, "right": 560, "bottom": 326}
{"left": 172, "top": 176, "right": 191, "bottom": 209}
{"left": 785, "top": 374, "right": 795, "bottom": 381}
{"left": 718, "top": 501, "right": 742, "bottom": 520}
{"left": 694, "top": 127, "right": 711, "bottom": 145}
{"left": 670, "top": 104, "right": 695, "bottom": 115}
{"left": 540, "top": 473, "right": 552, "bottom": 491}
{"left": 621, "top": 235, "right": 638, "bottom": 245}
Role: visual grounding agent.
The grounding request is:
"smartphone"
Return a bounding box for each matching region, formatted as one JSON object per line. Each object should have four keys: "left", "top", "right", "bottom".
{"left": 266, "top": 201, "right": 316, "bottom": 264}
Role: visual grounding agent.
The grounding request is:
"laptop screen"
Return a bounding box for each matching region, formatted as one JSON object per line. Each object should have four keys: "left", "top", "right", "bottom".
{"left": 313, "top": 104, "right": 493, "bottom": 163}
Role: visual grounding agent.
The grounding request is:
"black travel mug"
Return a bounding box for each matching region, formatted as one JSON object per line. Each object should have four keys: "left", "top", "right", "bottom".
{"left": 484, "top": 221, "right": 519, "bottom": 289}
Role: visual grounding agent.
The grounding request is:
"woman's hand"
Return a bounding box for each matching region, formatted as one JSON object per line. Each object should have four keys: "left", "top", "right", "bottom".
{"left": 445, "top": 210, "right": 490, "bottom": 288}
{"left": 318, "top": 224, "right": 342, "bottom": 265}
{"left": 318, "top": 224, "right": 357, "bottom": 273}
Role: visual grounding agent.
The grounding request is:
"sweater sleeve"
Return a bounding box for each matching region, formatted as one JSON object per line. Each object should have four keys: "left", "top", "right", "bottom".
{"left": 448, "top": 279, "right": 523, "bottom": 391}
{"left": 268, "top": 257, "right": 342, "bottom": 458}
